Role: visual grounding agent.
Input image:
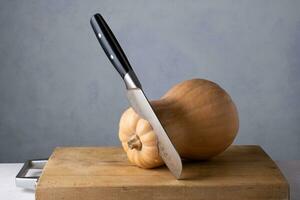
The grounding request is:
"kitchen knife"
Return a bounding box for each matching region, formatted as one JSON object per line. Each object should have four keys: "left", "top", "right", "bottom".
{"left": 90, "top": 14, "right": 182, "bottom": 179}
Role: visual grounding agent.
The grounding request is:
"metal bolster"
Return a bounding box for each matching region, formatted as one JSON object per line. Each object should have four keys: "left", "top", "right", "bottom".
{"left": 124, "top": 71, "right": 141, "bottom": 90}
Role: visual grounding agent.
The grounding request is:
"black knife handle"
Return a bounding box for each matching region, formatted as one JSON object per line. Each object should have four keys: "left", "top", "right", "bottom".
{"left": 90, "top": 14, "right": 141, "bottom": 89}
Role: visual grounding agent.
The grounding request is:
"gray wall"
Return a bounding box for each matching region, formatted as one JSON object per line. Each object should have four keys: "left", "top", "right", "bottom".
{"left": 0, "top": 0, "right": 299, "bottom": 162}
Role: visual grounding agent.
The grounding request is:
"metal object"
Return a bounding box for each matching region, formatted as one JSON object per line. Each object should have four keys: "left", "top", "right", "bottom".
{"left": 90, "top": 13, "right": 182, "bottom": 179}
{"left": 15, "top": 159, "right": 47, "bottom": 190}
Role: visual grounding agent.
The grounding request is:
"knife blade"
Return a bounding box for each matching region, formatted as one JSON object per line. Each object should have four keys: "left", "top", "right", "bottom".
{"left": 90, "top": 13, "right": 182, "bottom": 179}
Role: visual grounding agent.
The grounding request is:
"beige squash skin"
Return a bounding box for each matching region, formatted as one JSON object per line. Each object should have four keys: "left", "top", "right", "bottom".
{"left": 119, "top": 79, "right": 239, "bottom": 168}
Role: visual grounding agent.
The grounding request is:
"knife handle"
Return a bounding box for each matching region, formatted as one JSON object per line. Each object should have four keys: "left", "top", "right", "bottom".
{"left": 90, "top": 14, "right": 141, "bottom": 89}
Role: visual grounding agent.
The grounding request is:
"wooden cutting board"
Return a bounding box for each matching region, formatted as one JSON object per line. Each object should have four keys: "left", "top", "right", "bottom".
{"left": 36, "top": 145, "right": 289, "bottom": 200}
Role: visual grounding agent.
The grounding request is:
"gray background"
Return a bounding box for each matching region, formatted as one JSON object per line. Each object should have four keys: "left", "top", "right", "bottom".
{"left": 0, "top": 0, "right": 299, "bottom": 162}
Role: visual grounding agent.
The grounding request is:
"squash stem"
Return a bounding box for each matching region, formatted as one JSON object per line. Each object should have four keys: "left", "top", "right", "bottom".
{"left": 127, "top": 135, "right": 142, "bottom": 150}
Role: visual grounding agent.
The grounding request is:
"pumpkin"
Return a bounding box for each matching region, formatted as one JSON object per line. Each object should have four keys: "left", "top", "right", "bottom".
{"left": 119, "top": 79, "right": 239, "bottom": 168}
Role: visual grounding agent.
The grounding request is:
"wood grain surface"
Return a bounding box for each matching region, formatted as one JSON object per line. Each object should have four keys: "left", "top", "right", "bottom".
{"left": 36, "top": 145, "right": 289, "bottom": 200}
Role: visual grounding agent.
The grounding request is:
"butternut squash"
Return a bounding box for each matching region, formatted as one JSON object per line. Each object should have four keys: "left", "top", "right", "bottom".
{"left": 119, "top": 79, "right": 239, "bottom": 168}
